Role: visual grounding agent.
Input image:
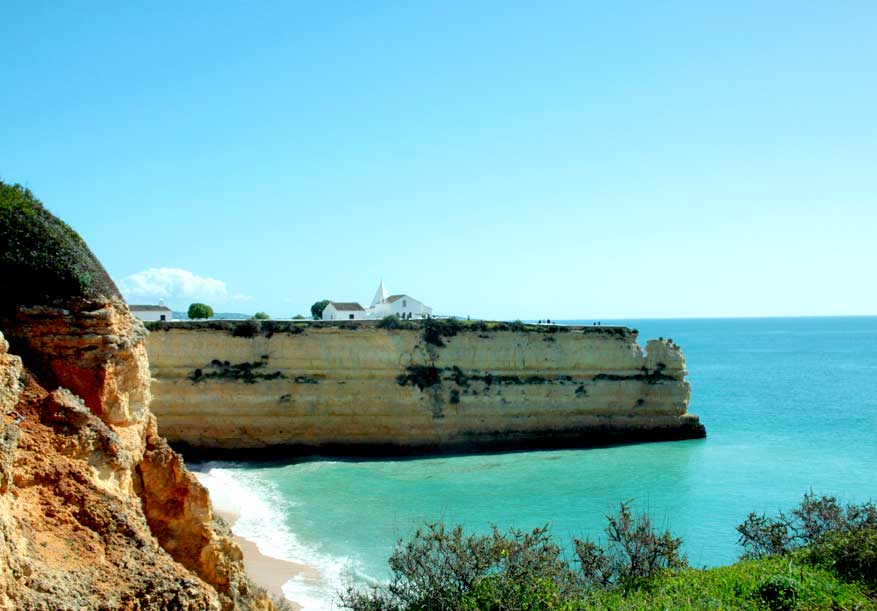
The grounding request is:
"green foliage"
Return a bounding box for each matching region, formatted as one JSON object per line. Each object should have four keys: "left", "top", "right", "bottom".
{"left": 340, "top": 504, "right": 688, "bottom": 611}
{"left": 585, "top": 557, "right": 873, "bottom": 610}
{"left": 311, "top": 299, "right": 330, "bottom": 320}
{"left": 292, "top": 314, "right": 306, "bottom": 320}
{"left": 756, "top": 574, "right": 799, "bottom": 611}
{"left": 801, "top": 525, "right": 877, "bottom": 589}
{"left": 0, "top": 181, "right": 121, "bottom": 309}
{"left": 377, "top": 315, "right": 416, "bottom": 330}
{"left": 340, "top": 493, "right": 877, "bottom": 611}
{"left": 737, "top": 492, "right": 877, "bottom": 560}
{"left": 340, "top": 523, "right": 584, "bottom": 611}
{"left": 253, "top": 311, "right": 270, "bottom": 320}
{"left": 187, "top": 302, "right": 214, "bottom": 319}
{"left": 422, "top": 318, "right": 463, "bottom": 347}
{"left": 574, "top": 501, "right": 688, "bottom": 592}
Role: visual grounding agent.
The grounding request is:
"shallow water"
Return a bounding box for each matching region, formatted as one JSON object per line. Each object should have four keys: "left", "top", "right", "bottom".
{"left": 195, "top": 316, "right": 877, "bottom": 609}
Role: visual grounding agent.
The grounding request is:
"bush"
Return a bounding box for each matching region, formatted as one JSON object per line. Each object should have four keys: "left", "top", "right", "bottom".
{"left": 0, "top": 181, "right": 121, "bottom": 308}
{"left": 422, "top": 318, "right": 463, "bottom": 347}
{"left": 756, "top": 574, "right": 799, "bottom": 611}
{"left": 802, "top": 525, "right": 877, "bottom": 588}
{"left": 340, "top": 504, "right": 688, "bottom": 610}
{"left": 253, "top": 311, "right": 270, "bottom": 320}
{"left": 377, "top": 315, "right": 415, "bottom": 330}
{"left": 187, "top": 302, "right": 214, "bottom": 319}
{"left": 340, "top": 523, "right": 583, "bottom": 611}
{"left": 574, "top": 502, "right": 687, "bottom": 591}
{"left": 737, "top": 492, "right": 877, "bottom": 560}
{"left": 292, "top": 314, "right": 306, "bottom": 320}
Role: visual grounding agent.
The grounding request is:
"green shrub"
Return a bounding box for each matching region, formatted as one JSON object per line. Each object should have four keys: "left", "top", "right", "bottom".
{"left": 340, "top": 523, "right": 584, "bottom": 611}
{"left": 422, "top": 318, "right": 463, "bottom": 347}
{"left": 377, "top": 315, "right": 415, "bottom": 330}
{"left": 253, "top": 311, "right": 270, "bottom": 320}
{"left": 737, "top": 492, "right": 877, "bottom": 560}
{"left": 340, "top": 504, "right": 689, "bottom": 610}
{"left": 574, "top": 502, "right": 687, "bottom": 592}
{"left": 756, "top": 574, "right": 799, "bottom": 611}
{"left": 801, "top": 526, "right": 877, "bottom": 588}
{"left": 0, "top": 181, "right": 121, "bottom": 309}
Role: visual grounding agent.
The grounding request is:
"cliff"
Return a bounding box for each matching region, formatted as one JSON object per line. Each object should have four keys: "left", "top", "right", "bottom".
{"left": 146, "top": 320, "right": 705, "bottom": 456}
{"left": 0, "top": 182, "right": 275, "bottom": 610}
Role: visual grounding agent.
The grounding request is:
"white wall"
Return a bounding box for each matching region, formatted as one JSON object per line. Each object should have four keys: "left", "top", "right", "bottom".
{"left": 131, "top": 309, "right": 172, "bottom": 322}
{"left": 323, "top": 304, "right": 366, "bottom": 320}
{"left": 390, "top": 297, "right": 431, "bottom": 318}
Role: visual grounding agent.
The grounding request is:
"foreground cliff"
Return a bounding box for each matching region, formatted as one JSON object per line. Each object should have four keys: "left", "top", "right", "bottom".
{"left": 146, "top": 319, "right": 705, "bottom": 456}
{"left": 0, "top": 182, "right": 274, "bottom": 610}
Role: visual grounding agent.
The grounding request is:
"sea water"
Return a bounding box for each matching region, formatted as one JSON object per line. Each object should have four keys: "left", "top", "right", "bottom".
{"left": 194, "top": 317, "right": 877, "bottom": 610}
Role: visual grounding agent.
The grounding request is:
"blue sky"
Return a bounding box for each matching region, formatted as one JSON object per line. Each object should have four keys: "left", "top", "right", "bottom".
{"left": 2, "top": 1, "right": 875, "bottom": 319}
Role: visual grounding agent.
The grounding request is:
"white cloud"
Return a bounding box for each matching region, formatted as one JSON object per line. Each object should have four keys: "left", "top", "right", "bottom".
{"left": 119, "top": 268, "right": 233, "bottom": 306}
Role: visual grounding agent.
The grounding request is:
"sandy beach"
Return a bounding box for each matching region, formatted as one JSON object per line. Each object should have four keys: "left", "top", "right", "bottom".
{"left": 218, "top": 510, "right": 320, "bottom": 610}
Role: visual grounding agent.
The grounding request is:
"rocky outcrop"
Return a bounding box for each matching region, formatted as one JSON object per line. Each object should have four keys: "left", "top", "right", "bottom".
{"left": 0, "top": 304, "right": 274, "bottom": 610}
{"left": 0, "top": 182, "right": 274, "bottom": 610}
{"left": 146, "top": 321, "right": 705, "bottom": 456}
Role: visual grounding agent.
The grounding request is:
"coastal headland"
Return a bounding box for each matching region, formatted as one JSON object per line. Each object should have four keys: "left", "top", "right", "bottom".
{"left": 145, "top": 319, "right": 705, "bottom": 458}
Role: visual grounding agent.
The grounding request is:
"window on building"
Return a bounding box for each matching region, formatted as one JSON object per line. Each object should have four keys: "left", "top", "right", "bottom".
{"left": 402, "top": 299, "right": 407, "bottom": 307}
{"left": 349, "top": 314, "right": 354, "bottom": 320}
{"left": 160, "top": 314, "right": 166, "bottom": 321}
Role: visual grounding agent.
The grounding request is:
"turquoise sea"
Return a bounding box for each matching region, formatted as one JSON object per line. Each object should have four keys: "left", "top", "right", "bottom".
{"left": 194, "top": 317, "right": 877, "bottom": 610}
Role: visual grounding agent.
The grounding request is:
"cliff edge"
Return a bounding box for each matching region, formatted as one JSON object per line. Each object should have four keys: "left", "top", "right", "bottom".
{"left": 146, "top": 319, "right": 705, "bottom": 457}
{"left": 0, "top": 182, "right": 274, "bottom": 610}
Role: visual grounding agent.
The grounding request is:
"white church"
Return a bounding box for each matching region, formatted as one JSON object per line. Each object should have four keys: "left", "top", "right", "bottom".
{"left": 322, "top": 281, "right": 433, "bottom": 321}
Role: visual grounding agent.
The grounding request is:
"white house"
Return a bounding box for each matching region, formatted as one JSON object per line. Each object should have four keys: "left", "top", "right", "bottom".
{"left": 322, "top": 302, "right": 367, "bottom": 321}
{"left": 130, "top": 304, "right": 173, "bottom": 322}
{"left": 323, "top": 282, "right": 433, "bottom": 321}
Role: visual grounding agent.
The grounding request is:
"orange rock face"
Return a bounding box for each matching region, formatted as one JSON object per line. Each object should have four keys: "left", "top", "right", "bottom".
{"left": 0, "top": 301, "right": 274, "bottom": 611}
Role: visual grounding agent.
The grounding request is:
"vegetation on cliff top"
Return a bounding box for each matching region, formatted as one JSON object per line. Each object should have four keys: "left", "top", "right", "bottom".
{"left": 145, "top": 317, "right": 636, "bottom": 341}
{"left": 341, "top": 493, "right": 877, "bottom": 611}
{"left": 0, "top": 181, "right": 120, "bottom": 310}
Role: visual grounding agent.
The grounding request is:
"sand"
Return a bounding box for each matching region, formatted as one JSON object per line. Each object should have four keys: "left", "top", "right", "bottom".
{"left": 217, "top": 510, "right": 320, "bottom": 610}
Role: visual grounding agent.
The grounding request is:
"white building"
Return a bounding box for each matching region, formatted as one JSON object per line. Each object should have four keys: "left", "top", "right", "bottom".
{"left": 322, "top": 302, "right": 367, "bottom": 321}
{"left": 322, "top": 281, "right": 433, "bottom": 321}
{"left": 130, "top": 304, "right": 173, "bottom": 322}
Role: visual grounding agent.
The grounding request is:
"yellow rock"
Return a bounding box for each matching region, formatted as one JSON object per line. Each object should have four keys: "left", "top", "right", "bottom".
{"left": 146, "top": 323, "right": 705, "bottom": 454}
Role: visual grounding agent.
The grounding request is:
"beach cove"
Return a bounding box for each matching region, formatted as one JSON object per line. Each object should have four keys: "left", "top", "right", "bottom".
{"left": 193, "top": 316, "right": 877, "bottom": 610}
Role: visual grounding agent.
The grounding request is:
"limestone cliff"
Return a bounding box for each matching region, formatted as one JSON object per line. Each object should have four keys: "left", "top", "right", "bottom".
{"left": 0, "top": 182, "right": 274, "bottom": 611}
{"left": 146, "top": 320, "right": 705, "bottom": 456}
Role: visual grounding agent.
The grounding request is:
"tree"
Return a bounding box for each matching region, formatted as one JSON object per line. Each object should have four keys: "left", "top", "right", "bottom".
{"left": 292, "top": 314, "right": 306, "bottom": 320}
{"left": 311, "top": 300, "right": 330, "bottom": 320}
{"left": 187, "top": 303, "right": 214, "bottom": 319}
{"left": 253, "top": 311, "right": 270, "bottom": 320}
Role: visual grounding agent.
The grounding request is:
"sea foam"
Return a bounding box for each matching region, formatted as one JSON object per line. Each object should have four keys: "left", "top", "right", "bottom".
{"left": 194, "top": 462, "right": 355, "bottom": 611}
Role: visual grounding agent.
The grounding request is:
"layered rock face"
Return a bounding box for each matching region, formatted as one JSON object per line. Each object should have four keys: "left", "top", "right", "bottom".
{"left": 0, "top": 302, "right": 274, "bottom": 611}
{"left": 147, "top": 322, "right": 705, "bottom": 455}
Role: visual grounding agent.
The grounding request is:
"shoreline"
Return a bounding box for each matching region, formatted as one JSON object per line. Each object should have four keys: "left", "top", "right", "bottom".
{"left": 217, "top": 509, "right": 319, "bottom": 611}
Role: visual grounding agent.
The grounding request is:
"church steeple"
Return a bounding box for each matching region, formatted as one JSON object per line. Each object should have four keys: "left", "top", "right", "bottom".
{"left": 371, "top": 280, "right": 389, "bottom": 307}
